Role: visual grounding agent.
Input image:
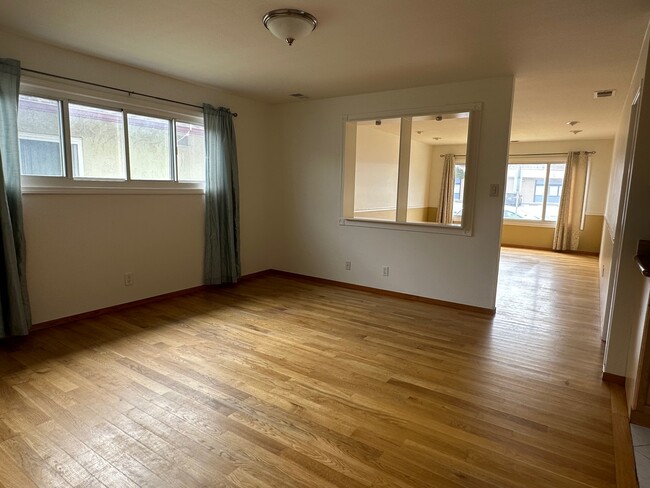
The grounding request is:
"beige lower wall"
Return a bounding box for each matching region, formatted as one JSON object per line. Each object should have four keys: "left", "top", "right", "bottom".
{"left": 355, "top": 207, "right": 439, "bottom": 222}
{"left": 501, "top": 214, "right": 604, "bottom": 253}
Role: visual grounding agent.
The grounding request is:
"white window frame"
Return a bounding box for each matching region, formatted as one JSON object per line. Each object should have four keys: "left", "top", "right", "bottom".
{"left": 503, "top": 159, "right": 566, "bottom": 227}
{"left": 340, "top": 102, "right": 482, "bottom": 236}
{"left": 19, "top": 80, "right": 205, "bottom": 195}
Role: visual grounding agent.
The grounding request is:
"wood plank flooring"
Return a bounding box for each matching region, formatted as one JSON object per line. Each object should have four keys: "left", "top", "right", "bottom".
{"left": 0, "top": 248, "right": 620, "bottom": 487}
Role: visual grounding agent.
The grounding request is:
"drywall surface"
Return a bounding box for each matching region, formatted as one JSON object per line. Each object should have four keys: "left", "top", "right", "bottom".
{"left": 2, "top": 28, "right": 275, "bottom": 323}
{"left": 272, "top": 77, "right": 514, "bottom": 310}
{"left": 603, "top": 23, "right": 650, "bottom": 377}
{"left": 23, "top": 194, "right": 203, "bottom": 323}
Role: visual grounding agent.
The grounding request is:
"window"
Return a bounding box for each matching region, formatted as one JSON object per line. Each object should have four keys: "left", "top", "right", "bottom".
{"left": 342, "top": 105, "right": 480, "bottom": 232}
{"left": 176, "top": 121, "right": 205, "bottom": 182}
{"left": 69, "top": 103, "right": 126, "bottom": 179}
{"left": 17, "top": 95, "right": 65, "bottom": 176}
{"left": 504, "top": 162, "right": 566, "bottom": 222}
{"left": 127, "top": 114, "right": 172, "bottom": 181}
{"left": 17, "top": 94, "right": 205, "bottom": 186}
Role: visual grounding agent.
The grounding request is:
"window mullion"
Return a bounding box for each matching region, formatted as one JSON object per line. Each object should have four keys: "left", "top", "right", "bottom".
{"left": 61, "top": 99, "right": 73, "bottom": 179}
{"left": 542, "top": 163, "right": 551, "bottom": 221}
{"left": 171, "top": 120, "right": 178, "bottom": 182}
{"left": 395, "top": 117, "right": 412, "bottom": 222}
{"left": 123, "top": 111, "right": 131, "bottom": 181}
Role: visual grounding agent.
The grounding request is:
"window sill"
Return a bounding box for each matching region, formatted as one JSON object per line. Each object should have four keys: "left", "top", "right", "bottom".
{"left": 339, "top": 217, "right": 472, "bottom": 236}
{"left": 502, "top": 220, "right": 557, "bottom": 228}
{"left": 21, "top": 178, "right": 204, "bottom": 195}
{"left": 22, "top": 187, "right": 204, "bottom": 195}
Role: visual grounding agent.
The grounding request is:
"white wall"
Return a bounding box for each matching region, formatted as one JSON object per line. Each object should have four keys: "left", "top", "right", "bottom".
{"left": 272, "top": 77, "right": 514, "bottom": 310}
{"left": 354, "top": 126, "right": 399, "bottom": 211}
{"left": 602, "top": 22, "right": 650, "bottom": 377}
{"left": 407, "top": 140, "right": 435, "bottom": 209}
{"left": 1, "top": 29, "right": 276, "bottom": 324}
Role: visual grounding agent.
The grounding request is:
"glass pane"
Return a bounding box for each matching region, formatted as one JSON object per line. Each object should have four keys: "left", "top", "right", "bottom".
{"left": 17, "top": 95, "right": 64, "bottom": 176}
{"left": 128, "top": 114, "right": 172, "bottom": 181}
{"left": 545, "top": 164, "right": 566, "bottom": 222}
{"left": 504, "top": 164, "right": 547, "bottom": 220}
{"left": 353, "top": 118, "right": 401, "bottom": 221}
{"left": 176, "top": 121, "right": 205, "bottom": 181}
{"left": 69, "top": 103, "right": 126, "bottom": 179}
{"left": 406, "top": 113, "right": 469, "bottom": 225}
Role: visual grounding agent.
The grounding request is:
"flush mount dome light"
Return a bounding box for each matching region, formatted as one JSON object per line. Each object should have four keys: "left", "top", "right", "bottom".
{"left": 263, "top": 9, "right": 318, "bottom": 46}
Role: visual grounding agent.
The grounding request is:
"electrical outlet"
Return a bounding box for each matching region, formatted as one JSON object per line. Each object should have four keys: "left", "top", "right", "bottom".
{"left": 382, "top": 266, "right": 390, "bottom": 277}
{"left": 124, "top": 272, "right": 134, "bottom": 286}
{"left": 345, "top": 261, "right": 352, "bottom": 271}
{"left": 489, "top": 183, "right": 500, "bottom": 197}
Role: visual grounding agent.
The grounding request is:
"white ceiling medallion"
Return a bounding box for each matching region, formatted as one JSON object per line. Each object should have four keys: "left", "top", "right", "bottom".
{"left": 263, "top": 9, "right": 318, "bottom": 46}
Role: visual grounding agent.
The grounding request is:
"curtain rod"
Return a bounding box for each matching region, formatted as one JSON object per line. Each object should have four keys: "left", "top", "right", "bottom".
{"left": 440, "top": 151, "right": 596, "bottom": 158}
{"left": 21, "top": 67, "right": 238, "bottom": 117}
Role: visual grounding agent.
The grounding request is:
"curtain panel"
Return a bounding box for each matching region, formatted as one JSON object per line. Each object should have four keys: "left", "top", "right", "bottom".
{"left": 436, "top": 154, "right": 456, "bottom": 224}
{"left": 203, "top": 104, "right": 240, "bottom": 285}
{"left": 0, "top": 58, "right": 31, "bottom": 337}
{"left": 553, "top": 151, "right": 590, "bottom": 251}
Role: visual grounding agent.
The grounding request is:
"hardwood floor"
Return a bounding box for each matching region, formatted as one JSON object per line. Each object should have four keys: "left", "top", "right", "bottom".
{"left": 0, "top": 248, "right": 621, "bottom": 487}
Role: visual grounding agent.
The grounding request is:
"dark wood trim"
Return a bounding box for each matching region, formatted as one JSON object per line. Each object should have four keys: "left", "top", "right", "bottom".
{"left": 501, "top": 243, "right": 550, "bottom": 252}
{"left": 565, "top": 250, "right": 600, "bottom": 257}
{"left": 268, "top": 269, "right": 496, "bottom": 316}
{"left": 603, "top": 372, "right": 627, "bottom": 386}
{"left": 610, "top": 384, "right": 639, "bottom": 488}
{"left": 32, "top": 285, "right": 209, "bottom": 331}
{"left": 31, "top": 266, "right": 496, "bottom": 332}
{"left": 631, "top": 409, "right": 650, "bottom": 429}
{"left": 240, "top": 269, "right": 274, "bottom": 281}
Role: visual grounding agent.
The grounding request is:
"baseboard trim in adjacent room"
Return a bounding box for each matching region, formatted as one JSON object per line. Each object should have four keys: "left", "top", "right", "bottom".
{"left": 32, "top": 285, "right": 209, "bottom": 331}
{"left": 500, "top": 244, "right": 599, "bottom": 257}
{"left": 603, "top": 372, "right": 627, "bottom": 385}
{"left": 266, "top": 269, "right": 496, "bottom": 315}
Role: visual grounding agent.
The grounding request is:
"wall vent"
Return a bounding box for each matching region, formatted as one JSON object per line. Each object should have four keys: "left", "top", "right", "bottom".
{"left": 289, "top": 93, "right": 309, "bottom": 100}
{"left": 594, "top": 89, "right": 616, "bottom": 99}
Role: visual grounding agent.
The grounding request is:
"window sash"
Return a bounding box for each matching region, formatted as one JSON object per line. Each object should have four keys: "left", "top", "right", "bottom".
{"left": 503, "top": 161, "right": 566, "bottom": 223}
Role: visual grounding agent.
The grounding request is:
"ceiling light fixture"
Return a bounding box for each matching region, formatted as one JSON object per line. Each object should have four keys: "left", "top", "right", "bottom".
{"left": 566, "top": 121, "right": 580, "bottom": 126}
{"left": 570, "top": 129, "right": 583, "bottom": 135}
{"left": 263, "top": 9, "right": 318, "bottom": 46}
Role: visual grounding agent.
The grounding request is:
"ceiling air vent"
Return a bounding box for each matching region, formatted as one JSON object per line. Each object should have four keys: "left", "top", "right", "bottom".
{"left": 594, "top": 89, "right": 616, "bottom": 99}
{"left": 289, "top": 93, "right": 309, "bottom": 100}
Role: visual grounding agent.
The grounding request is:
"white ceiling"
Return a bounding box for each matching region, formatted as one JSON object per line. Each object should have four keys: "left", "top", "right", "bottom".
{"left": 360, "top": 115, "right": 470, "bottom": 146}
{"left": 0, "top": 0, "right": 648, "bottom": 142}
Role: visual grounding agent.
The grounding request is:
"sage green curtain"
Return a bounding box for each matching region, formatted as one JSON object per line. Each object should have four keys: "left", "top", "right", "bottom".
{"left": 0, "top": 59, "right": 31, "bottom": 337}
{"left": 553, "top": 151, "right": 590, "bottom": 251}
{"left": 203, "top": 104, "right": 240, "bottom": 284}
{"left": 436, "top": 154, "right": 455, "bottom": 224}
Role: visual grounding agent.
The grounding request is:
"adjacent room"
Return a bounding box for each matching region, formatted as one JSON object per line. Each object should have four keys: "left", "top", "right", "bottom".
{"left": 1, "top": 1, "right": 650, "bottom": 487}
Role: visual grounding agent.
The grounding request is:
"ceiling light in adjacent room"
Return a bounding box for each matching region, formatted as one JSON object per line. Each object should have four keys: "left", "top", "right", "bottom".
{"left": 263, "top": 9, "right": 318, "bottom": 46}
